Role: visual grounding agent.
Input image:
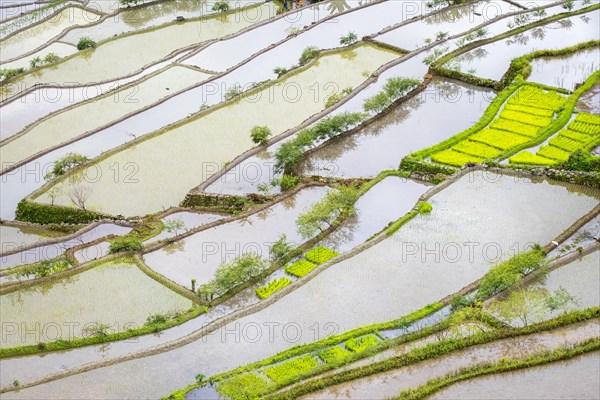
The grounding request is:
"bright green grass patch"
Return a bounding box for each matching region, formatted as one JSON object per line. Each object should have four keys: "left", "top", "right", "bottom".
{"left": 452, "top": 140, "right": 503, "bottom": 158}
{"left": 305, "top": 246, "right": 339, "bottom": 265}
{"left": 418, "top": 202, "right": 432, "bottom": 214}
{"left": 470, "top": 129, "right": 531, "bottom": 150}
{"left": 489, "top": 118, "right": 541, "bottom": 137}
{"left": 507, "top": 85, "right": 566, "bottom": 110}
{"left": 431, "top": 149, "right": 484, "bottom": 167}
{"left": 509, "top": 151, "right": 557, "bottom": 166}
{"left": 285, "top": 259, "right": 317, "bottom": 278}
{"left": 256, "top": 277, "right": 292, "bottom": 299}
{"left": 503, "top": 103, "right": 556, "bottom": 117}
{"left": 263, "top": 355, "right": 319, "bottom": 384}
{"left": 548, "top": 135, "right": 588, "bottom": 152}
{"left": 216, "top": 372, "right": 269, "bottom": 399}
{"left": 570, "top": 120, "right": 600, "bottom": 136}
{"left": 560, "top": 129, "right": 594, "bottom": 142}
{"left": 345, "top": 334, "right": 380, "bottom": 353}
{"left": 318, "top": 346, "right": 353, "bottom": 364}
{"left": 576, "top": 113, "right": 600, "bottom": 125}
{"left": 500, "top": 110, "right": 552, "bottom": 127}
{"left": 537, "top": 145, "right": 571, "bottom": 161}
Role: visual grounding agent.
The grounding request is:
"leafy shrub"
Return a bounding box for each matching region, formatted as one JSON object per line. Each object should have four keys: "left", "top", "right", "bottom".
{"left": 285, "top": 259, "right": 316, "bottom": 278}
{"left": 77, "top": 37, "right": 96, "bottom": 51}
{"left": 16, "top": 258, "right": 70, "bottom": 279}
{"left": 250, "top": 126, "right": 272, "bottom": 145}
{"left": 212, "top": 1, "right": 229, "bottom": 12}
{"left": 0, "top": 67, "right": 25, "bottom": 82}
{"left": 318, "top": 346, "right": 352, "bottom": 364}
{"left": 145, "top": 313, "right": 174, "bottom": 326}
{"left": 256, "top": 277, "right": 292, "bottom": 299}
{"left": 305, "top": 246, "right": 339, "bottom": 264}
{"left": 477, "top": 250, "right": 547, "bottom": 300}
{"left": 224, "top": 83, "right": 242, "bottom": 100}
{"left": 263, "top": 355, "right": 319, "bottom": 383}
{"left": 108, "top": 237, "right": 143, "bottom": 253}
{"left": 29, "top": 56, "right": 42, "bottom": 68}
{"left": 270, "top": 234, "right": 296, "bottom": 264}
{"left": 339, "top": 32, "right": 358, "bottom": 45}
{"left": 274, "top": 66, "right": 288, "bottom": 76}
{"left": 299, "top": 46, "right": 319, "bottom": 65}
{"left": 16, "top": 199, "right": 108, "bottom": 225}
{"left": 45, "top": 152, "right": 88, "bottom": 180}
{"left": 216, "top": 372, "right": 268, "bottom": 399}
{"left": 44, "top": 52, "right": 60, "bottom": 64}
{"left": 276, "top": 174, "right": 299, "bottom": 191}
{"left": 345, "top": 334, "right": 379, "bottom": 353}
{"left": 559, "top": 150, "right": 600, "bottom": 172}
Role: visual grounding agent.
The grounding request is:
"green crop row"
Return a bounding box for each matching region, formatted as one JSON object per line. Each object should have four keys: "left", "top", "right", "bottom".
{"left": 284, "top": 259, "right": 317, "bottom": 278}
{"left": 263, "top": 355, "right": 320, "bottom": 384}
{"left": 560, "top": 128, "right": 596, "bottom": 143}
{"left": 506, "top": 85, "right": 566, "bottom": 111}
{"left": 508, "top": 151, "right": 556, "bottom": 166}
{"left": 503, "top": 103, "right": 556, "bottom": 117}
{"left": 345, "top": 334, "right": 380, "bottom": 353}
{"left": 256, "top": 277, "right": 292, "bottom": 299}
{"left": 431, "top": 149, "right": 484, "bottom": 167}
{"left": 470, "top": 129, "right": 531, "bottom": 150}
{"left": 452, "top": 141, "right": 503, "bottom": 158}
{"left": 570, "top": 120, "right": 600, "bottom": 136}
{"left": 575, "top": 113, "right": 600, "bottom": 125}
{"left": 500, "top": 110, "right": 552, "bottom": 128}
{"left": 489, "top": 118, "right": 540, "bottom": 137}
{"left": 305, "top": 246, "right": 339, "bottom": 265}
{"left": 548, "top": 135, "right": 588, "bottom": 153}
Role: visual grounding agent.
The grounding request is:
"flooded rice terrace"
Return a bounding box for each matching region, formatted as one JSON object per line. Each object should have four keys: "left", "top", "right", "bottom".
{"left": 0, "top": 0, "right": 599, "bottom": 399}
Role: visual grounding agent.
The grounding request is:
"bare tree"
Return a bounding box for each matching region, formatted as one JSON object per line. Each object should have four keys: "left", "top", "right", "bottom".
{"left": 68, "top": 185, "right": 91, "bottom": 210}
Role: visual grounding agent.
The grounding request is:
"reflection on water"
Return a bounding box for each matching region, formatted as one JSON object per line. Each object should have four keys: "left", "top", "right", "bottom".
{"left": 300, "top": 77, "right": 495, "bottom": 178}
{"left": 432, "top": 351, "right": 600, "bottom": 400}
{"left": 450, "top": 10, "right": 600, "bottom": 81}
{"left": 577, "top": 83, "right": 600, "bottom": 115}
{"left": 528, "top": 47, "right": 600, "bottom": 91}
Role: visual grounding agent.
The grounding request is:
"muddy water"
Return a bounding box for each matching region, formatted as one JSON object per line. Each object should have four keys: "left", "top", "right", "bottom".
{"left": 528, "top": 47, "right": 600, "bottom": 91}
{"left": 0, "top": 41, "right": 76, "bottom": 70}
{"left": 432, "top": 351, "right": 600, "bottom": 399}
{"left": 36, "top": 45, "right": 398, "bottom": 216}
{"left": 300, "top": 77, "right": 495, "bottom": 178}
{"left": 577, "top": 83, "right": 600, "bottom": 114}
{"left": 549, "top": 214, "right": 600, "bottom": 259}
{"left": 62, "top": 0, "right": 213, "bottom": 44}
{"left": 0, "top": 225, "right": 58, "bottom": 252}
{"left": 1, "top": 65, "right": 212, "bottom": 165}
{"left": 303, "top": 320, "right": 600, "bottom": 399}
{"left": 0, "top": 261, "right": 192, "bottom": 348}
{"left": 2, "top": 171, "right": 597, "bottom": 398}
{"left": 320, "top": 176, "right": 431, "bottom": 253}
{"left": 0, "top": 223, "right": 131, "bottom": 270}
{"left": 450, "top": 9, "right": 600, "bottom": 81}
{"left": 143, "top": 186, "right": 328, "bottom": 288}
{"left": 0, "top": 53, "right": 176, "bottom": 139}
{"left": 0, "top": 6, "right": 101, "bottom": 61}
{"left": 147, "top": 211, "right": 225, "bottom": 243}
{"left": 377, "top": 0, "right": 514, "bottom": 51}
{"left": 10, "top": 3, "right": 274, "bottom": 93}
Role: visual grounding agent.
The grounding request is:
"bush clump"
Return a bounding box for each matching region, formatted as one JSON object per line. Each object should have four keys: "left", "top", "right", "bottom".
{"left": 212, "top": 1, "right": 229, "bottom": 12}
{"left": 250, "top": 126, "right": 272, "bottom": 145}
{"left": 108, "top": 237, "right": 143, "bottom": 253}
{"left": 299, "top": 46, "right": 319, "bottom": 65}
{"left": 77, "top": 37, "right": 96, "bottom": 51}
{"left": 418, "top": 202, "right": 433, "bottom": 213}
{"left": 45, "top": 152, "right": 88, "bottom": 180}
{"left": 559, "top": 150, "right": 600, "bottom": 172}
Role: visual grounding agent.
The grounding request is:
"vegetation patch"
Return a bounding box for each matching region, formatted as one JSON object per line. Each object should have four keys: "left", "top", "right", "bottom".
{"left": 263, "top": 355, "right": 320, "bottom": 384}
{"left": 345, "top": 334, "right": 380, "bottom": 353}
{"left": 285, "top": 259, "right": 317, "bottom": 278}
{"left": 256, "top": 277, "right": 292, "bottom": 299}
{"left": 304, "top": 246, "right": 339, "bottom": 265}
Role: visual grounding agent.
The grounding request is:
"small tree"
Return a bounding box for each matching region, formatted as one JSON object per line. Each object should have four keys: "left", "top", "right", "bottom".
{"left": 83, "top": 323, "right": 111, "bottom": 337}
{"left": 77, "top": 37, "right": 96, "bottom": 51}
{"left": 164, "top": 217, "right": 185, "bottom": 236}
{"left": 269, "top": 234, "right": 294, "bottom": 264}
{"left": 274, "top": 67, "right": 287, "bottom": 77}
{"left": 29, "top": 56, "right": 42, "bottom": 69}
{"left": 45, "top": 152, "right": 88, "bottom": 180}
{"left": 191, "top": 279, "right": 197, "bottom": 292}
{"left": 546, "top": 286, "right": 579, "bottom": 315}
{"left": 68, "top": 184, "right": 91, "bottom": 210}
{"left": 47, "top": 186, "right": 62, "bottom": 206}
{"left": 212, "top": 1, "right": 229, "bottom": 12}
{"left": 489, "top": 288, "right": 548, "bottom": 327}
{"left": 250, "top": 126, "right": 272, "bottom": 145}
{"left": 296, "top": 186, "right": 359, "bottom": 239}
{"left": 339, "top": 32, "right": 358, "bottom": 46}
{"left": 299, "top": 46, "right": 319, "bottom": 65}
{"left": 44, "top": 52, "right": 60, "bottom": 64}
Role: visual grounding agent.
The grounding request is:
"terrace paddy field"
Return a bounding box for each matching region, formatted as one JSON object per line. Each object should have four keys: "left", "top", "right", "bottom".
{"left": 0, "top": 0, "right": 599, "bottom": 399}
